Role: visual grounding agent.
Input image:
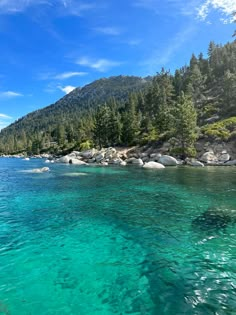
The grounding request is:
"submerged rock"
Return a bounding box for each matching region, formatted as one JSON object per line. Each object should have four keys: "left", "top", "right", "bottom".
{"left": 192, "top": 207, "right": 235, "bottom": 231}
{"left": 31, "top": 167, "right": 50, "bottom": 173}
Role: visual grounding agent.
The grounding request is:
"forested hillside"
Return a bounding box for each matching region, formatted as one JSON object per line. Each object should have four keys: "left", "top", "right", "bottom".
{"left": 0, "top": 41, "right": 235, "bottom": 156}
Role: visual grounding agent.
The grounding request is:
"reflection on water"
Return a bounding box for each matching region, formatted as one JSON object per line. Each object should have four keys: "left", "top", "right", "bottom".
{"left": 0, "top": 158, "right": 235, "bottom": 314}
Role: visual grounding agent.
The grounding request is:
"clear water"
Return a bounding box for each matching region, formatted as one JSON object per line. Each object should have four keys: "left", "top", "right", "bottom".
{"left": 0, "top": 158, "right": 236, "bottom": 315}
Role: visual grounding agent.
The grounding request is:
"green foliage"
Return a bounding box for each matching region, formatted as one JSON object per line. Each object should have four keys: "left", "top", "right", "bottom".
{"left": 79, "top": 140, "right": 93, "bottom": 151}
{"left": 173, "top": 92, "right": 198, "bottom": 158}
{"left": 201, "top": 117, "right": 236, "bottom": 140}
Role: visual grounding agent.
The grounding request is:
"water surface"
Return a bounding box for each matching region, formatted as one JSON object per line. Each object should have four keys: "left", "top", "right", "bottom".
{"left": 0, "top": 158, "right": 235, "bottom": 315}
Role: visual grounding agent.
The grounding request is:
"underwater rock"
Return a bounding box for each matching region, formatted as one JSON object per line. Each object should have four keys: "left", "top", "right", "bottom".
{"left": 32, "top": 167, "right": 50, "bottom": 173}
{"left": 192, "top": 207, "right": 235, "bottom": 230}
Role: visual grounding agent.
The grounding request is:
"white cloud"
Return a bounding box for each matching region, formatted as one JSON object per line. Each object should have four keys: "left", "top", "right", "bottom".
{"left": 58, "top": 85, "right": 76, "bottom": 94}
{"left": 0, "top": 113, "right": 12, "bottom": 119}
{"left": 93, "top": 27, "right": 121, "bottom": 36}
{"left": 53, "top": 71, "right": 87, "bottom": 80}
{"left": 0, "top": 91, "right": 23, "bottom": 98}
{"left": 76, "top": 57, "right": 122, "bottom": 72}
{"left": 197, "top": 0, "right": 236, "bottom": 22}
{"left": 0, "top": 113, "right": 13, "bottom": 130}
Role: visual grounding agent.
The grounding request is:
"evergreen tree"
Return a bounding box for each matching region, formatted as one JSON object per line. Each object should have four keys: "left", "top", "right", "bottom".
{"left": 174, "top": 92, "right": 197, "bottom": 158}
{"left": 93, "top": 105, "right": 110, "bottom": 149}
{"left": 121, "top": 94, "right": 139, "bottom": 145}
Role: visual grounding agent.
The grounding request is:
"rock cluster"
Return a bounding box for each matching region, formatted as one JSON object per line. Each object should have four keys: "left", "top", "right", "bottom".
{"left": 56, "top": 147, "right": 236, "bottom": 169}
{"left": 56, "top": 148, "right": 180, "bottom": 169}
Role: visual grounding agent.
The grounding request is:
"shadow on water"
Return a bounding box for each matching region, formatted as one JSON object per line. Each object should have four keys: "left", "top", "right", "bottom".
{"left": 192, "top": 206, "right": 236, "bottom": 231}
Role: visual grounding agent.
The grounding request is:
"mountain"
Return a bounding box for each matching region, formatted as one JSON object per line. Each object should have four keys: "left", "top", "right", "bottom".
{"left": 0, "top": 40, "right": 236, "bottom": 156}
{"left": 0, "top": 76, "right": 150, "bottom": 154}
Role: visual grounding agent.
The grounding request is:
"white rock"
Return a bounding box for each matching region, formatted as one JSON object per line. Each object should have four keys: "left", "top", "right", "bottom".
{"left": 143, "top": 162, "right": 165, "bottom": 169}
{"left": 187, "top": 159, "right": 204, "bottom": 167}
{"left": 120, "top": 161, "right": 127, "bottom": 166}
{"left": 200, "top": 151, "right": 218, "bottom": 163}
{"left": 23, "top": 157, "right": 30, "bottom": 161}
{"left": 158, "top": 155, "right": 178, "bottom": 166}
{"left": 31, "top": 167, "right": 50, "bottom": 173}
{"left": 218, "top": 153, "right": 230, "bottom": 162}
{"left": 45, "top": 159, "right": 50, "bottom": 163}
{"left": 69, "top": 158, "right": 87, "bottom": 165}
{"left": 58, "top": 156, "right": 70, "bottom": 163}
{"left": 109, "top": 158, "right": 123, "bottom": 165}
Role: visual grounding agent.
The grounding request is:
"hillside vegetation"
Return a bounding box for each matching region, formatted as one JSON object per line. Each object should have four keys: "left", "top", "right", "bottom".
{"left": 0, "top": 41, "right": 235, "bottom": 157}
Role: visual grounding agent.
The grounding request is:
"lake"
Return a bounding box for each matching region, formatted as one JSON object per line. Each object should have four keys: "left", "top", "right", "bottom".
{"left": 0, "top": 158, "right": 235, "bottom": 315}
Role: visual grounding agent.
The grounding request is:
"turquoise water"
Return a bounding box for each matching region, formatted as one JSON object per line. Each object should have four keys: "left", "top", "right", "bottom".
{"left": 0, "top": 158, "right": 236, "bottom": 315}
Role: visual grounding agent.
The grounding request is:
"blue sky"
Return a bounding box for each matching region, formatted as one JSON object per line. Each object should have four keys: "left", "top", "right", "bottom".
{"left": 0, "top": 0, "right": 235, "bottom": 129}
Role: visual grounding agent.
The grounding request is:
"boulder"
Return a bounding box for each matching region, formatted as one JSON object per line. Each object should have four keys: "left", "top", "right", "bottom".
{"left": 186, "top": 159, "right": 204, "bottom": 167}
{"left": 139, "top": 152, "right": 148, "bottom": 158}
{"left": 105, "top": 147, "right": 117, "bottom": 160}
{"left": 108, "top": 158, "right": 123, "bottom": 165}
{"left": 158, "top": 155, "right": 178, "bottom": 166}
{"left": 200, "top": 151, "right": 218, "bottom": 163}
{"left": 126, "top": 158, "right": 143, "bottom": 165}
{"left": 120, "top": 161, "right": 127, "bottom": 166}
{"left": 58, "top": 155, "right": 70, "bottom": 163}
{"left": 94, "top": 152, "right": 105, "bottom": 162}
{"left": 225, "top": 159, "right": 236, "bottom": 166}
{"left": 143, "top": 162, "right": 165, "bottom": 169}
{"left": 69, "top": 158, "right": 87, "bottom": 165}
{"left": 80, "top": 149, "right": 97, "bottom": 159}
{"left": 150, "top": 153, "right": 162, "bottom": 161}
{"left": 218, "top": 152, "right": 230, "bottom": 162}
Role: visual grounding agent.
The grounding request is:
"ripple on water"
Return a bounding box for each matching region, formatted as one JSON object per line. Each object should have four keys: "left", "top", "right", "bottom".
{"left": 0, "top": 159, "right": 235, "bottom": 315}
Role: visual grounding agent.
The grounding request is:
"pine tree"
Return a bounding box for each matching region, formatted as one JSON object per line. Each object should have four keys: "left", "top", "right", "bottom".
{"left": 174, "top": 92, "right": 197, "bottom": 158}
{"left": 93, "top": 105, "right": 110, "bottom": 149}
{"left": 121, "top": 94, "right": 139, "bottom": 145}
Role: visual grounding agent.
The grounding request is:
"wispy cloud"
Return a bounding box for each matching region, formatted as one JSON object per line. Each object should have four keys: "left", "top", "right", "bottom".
{"left": 0, "top": 112, "right": 13, "bottom": 130}
{"left": 58, "top": 85, "right": 76, "bottom": 94}
{"left": 0, "top": 0, "right": 51, "bottom": 14}
{"left": 93, "top": 26, "right": 122, "bottom": 36}
{"left": 0, "top": 0, "right": 98, "bottom": 16}
{"left": 133, "top": 0, "right": 198, "bottom": 16}
{"left": 0, "top": 91, "right": 23, "bottom": 98}
{"left": 76, "top": 57, "right": 122, "bottom": 72}
{"left": 142, "top": 26, "right": 196, "bottom": 73}
{"left": 0, "top": 113, "right": 12, "bottom": 119}
{"left": 53, "top": 71, "right": 87, "bottom": 80}
{"left": 197, "top": 0, "right": 236, "bottom": 22}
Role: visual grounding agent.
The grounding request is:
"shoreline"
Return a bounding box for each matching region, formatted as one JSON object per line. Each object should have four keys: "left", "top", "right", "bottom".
{"left": 1, "top": 146, "right": 236, "bottom": 167}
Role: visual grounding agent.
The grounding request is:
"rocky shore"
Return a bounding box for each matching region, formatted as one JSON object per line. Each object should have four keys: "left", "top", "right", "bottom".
{"left": 52, "top": 146, "right": 235, "bottom": 168}
{"left": 1, "top": 144, "right": 236, "bottom": 168}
